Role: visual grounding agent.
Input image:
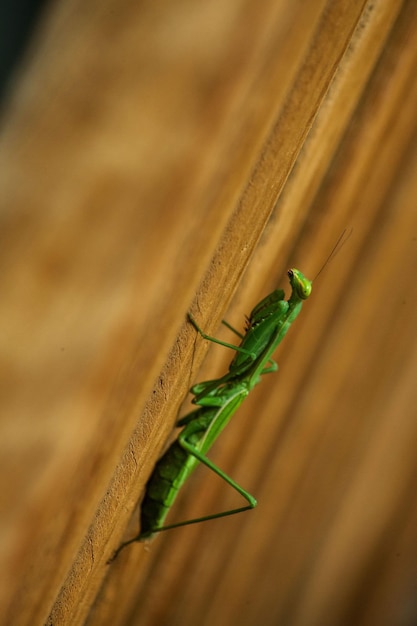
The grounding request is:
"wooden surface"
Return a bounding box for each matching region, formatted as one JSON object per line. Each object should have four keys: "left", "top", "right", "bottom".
{"left": 1, "top": 1, "right": 417, "bottom": 625}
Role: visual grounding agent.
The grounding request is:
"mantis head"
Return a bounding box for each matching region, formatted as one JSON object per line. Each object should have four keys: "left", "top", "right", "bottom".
{"left": 288, "top": 269, "right": 312, "bottom": 300}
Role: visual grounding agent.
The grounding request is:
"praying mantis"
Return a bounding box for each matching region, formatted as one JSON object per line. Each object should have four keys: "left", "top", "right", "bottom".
{"left": 110, "top": 232, "right": 349, "bottom": 560}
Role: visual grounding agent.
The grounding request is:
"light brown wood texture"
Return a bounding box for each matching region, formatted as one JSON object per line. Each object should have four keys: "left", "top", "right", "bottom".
{"left": 1, "top": 1, "right": 417, "bottom": 624}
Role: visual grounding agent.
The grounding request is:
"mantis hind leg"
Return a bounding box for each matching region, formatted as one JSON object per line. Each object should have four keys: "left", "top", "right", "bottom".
{"left": 144, "top": 435, "right": 257, "bottom": 535}
{"left": 108, "top": 431, "right": 257, "bottom": 562}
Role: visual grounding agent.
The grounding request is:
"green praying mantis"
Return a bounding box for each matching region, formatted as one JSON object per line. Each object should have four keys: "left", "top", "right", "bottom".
{"left": 110, "top": 231, "right": 350, "bottom": 560}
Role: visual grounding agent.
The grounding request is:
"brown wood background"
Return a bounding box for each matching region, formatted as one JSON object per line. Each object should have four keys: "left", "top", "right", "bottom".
{"left": 2, "top": 1, "right": 417, "bottom": 624}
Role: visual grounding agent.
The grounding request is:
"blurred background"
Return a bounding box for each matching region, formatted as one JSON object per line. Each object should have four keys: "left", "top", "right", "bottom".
{"left": 0, "top": 0, "right": 49, "bottom": 100}
{"left": 1, "top": 1, "right": 417, "bottom": 625}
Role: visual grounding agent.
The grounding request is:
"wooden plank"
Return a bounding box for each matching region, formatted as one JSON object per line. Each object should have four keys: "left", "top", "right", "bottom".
{"left": 3, "top": 0, "right": 417, "bottom": 625}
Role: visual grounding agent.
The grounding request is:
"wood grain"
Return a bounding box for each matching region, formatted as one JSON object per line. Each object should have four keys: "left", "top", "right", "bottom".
{"left": 2, "top": 1, "right": 417, "bottom": 625}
